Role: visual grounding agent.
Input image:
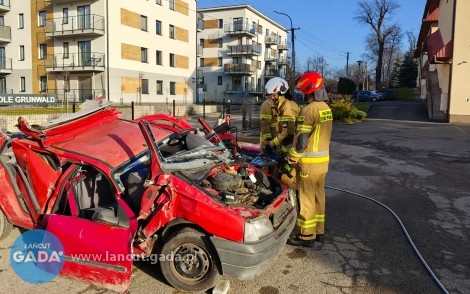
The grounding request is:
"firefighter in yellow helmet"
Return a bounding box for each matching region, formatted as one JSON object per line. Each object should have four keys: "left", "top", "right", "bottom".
{"left": 286, "top": 72, "right": 332, "bottom": 247}
{"left": 264, "top": 77, "right": 300, "bottom": 156}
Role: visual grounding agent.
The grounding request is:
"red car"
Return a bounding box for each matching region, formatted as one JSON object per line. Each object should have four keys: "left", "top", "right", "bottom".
{"left": 0, "top": 101, "right": 295, "bottom": 292}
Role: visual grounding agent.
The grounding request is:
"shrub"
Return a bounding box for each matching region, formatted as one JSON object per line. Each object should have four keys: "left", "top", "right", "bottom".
{"left": 329, "top": 99, "right": 353, "bottom": 120}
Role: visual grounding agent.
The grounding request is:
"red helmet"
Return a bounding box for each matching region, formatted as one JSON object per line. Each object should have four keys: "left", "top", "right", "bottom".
{"left": 296, "top": 72, "right": 323, "bottom": 95}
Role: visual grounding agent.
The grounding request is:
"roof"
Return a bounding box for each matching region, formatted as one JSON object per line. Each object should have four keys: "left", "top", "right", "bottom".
{"left": 50, "top": 118, "right": 172, "bottom": 169}
{"left": 198, "top": 4, "right": 287, "bottom": 31}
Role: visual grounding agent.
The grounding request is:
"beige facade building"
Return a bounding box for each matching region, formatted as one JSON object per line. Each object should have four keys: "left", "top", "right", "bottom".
{"left": 1, "top": 0, "right": 197, "bottom": 104}
{"left": 415, "top": 0, "right": 470, "bottom": 123}
{"left": 197, "top": 5, "right": 289, "bottom": 103}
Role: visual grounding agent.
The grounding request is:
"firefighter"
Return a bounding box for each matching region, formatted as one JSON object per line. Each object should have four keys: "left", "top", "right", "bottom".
{"left": 286, "top": 72, "right": 332, "bottom": 247}
{"left": 264, "top": 77, "right": 299, "bottom": 155}
{"left": 259, "top": 93, "right": 278, "bottom": 149}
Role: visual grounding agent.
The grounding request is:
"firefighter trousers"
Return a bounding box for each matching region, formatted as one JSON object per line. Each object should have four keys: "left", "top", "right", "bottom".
{"left": 296, "top": 171, "right": 326, "bottom": 240}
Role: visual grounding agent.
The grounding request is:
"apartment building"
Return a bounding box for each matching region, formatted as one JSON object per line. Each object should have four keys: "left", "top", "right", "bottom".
{"left": 197, "top": 5, "right": 289, "bottom": 104}
{"left": 1, "top": 0, "right": 197, "bottom": 104}
{"left": 415, "top": 0, "right": 470, "bottom": 123}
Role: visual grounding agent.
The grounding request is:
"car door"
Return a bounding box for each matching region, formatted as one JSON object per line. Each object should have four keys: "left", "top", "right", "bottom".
{"left": 44, "top": 164, "right": 137, "bottom": 292}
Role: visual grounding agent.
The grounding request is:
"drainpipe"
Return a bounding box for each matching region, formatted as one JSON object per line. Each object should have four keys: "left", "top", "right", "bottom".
{"left": 446, "top": 0, "right": 457, "bottom": 122}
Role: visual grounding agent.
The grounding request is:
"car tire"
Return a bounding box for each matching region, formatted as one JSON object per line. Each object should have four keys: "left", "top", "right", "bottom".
{"left": 0, "top": 209, "right": 13, "bottom": 240}
{"left": 160, "top": 228, "right": 221, "bottom": 292}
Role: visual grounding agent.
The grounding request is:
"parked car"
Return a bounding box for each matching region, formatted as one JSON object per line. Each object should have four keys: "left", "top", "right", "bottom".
{"left": 0, "top": 100, "right": 295, "bottom": 292}
{"left": 377, "top": 89, "right": 394, "bottom": 100}
{"left": 352, "top": 90, "right": 383, "bottom": 102}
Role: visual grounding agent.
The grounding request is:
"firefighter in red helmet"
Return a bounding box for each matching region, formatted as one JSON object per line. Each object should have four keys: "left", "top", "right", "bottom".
{"left": 286, "top": 72, "right": 332, "bottom": 247}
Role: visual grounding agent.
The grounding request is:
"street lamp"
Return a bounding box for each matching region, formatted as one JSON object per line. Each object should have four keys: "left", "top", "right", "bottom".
{"left": 356, "top": 60, "right": 363, "bottom": 103}
{"left": 273, "top": 11, "right": 299, "bottom": 81}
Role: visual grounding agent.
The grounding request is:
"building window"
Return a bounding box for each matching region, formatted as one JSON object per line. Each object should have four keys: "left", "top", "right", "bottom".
{"left": 40, "top": 76, "right": 47, "bottom": 92}
{"left": 169, "top": 53, "right": 175, "bottom": 67}
{"left": 156, "top": 80, "right": 163, "bottom": 94}
{"left": 38, "top": 10, "right": 46, "bottom": 27}
{"left": 170, "top": 82, "right": 175, "bottom": 95}
{"left": 20, "top": 77, "right": 26, "bottom": 92}
{"left": 39, "top": 44, "right": 47, "bottom": 60}
{"left": 218, "top": 76, "right": 222, "bottom": 85}
{"left": 19, "top": 46, "right": 25, "bottom": 61}
{"left": 62, "top": 8, "right": 69, "bottom": 24}
{"left": 155, "top": 20, "right": 162, "bottom": 35}
{"left": 156, "top": 50, "right": 162, "bottom": 65}
{"left": 199, "top": 58, "right": 204, "bottom": 67}
{"left": 169, "top": 0, "right": 175, "bottom": 10}
{"left": 141, "top": 15, "right": 147, "bottom": 31}
{"left": 218, "top": 57, "right": 222, "bottom": 67}
{"left": 18, "top": 13, "right": 24, "bottom": 29}
{"left": 141, "top": 79, "right": 149, "bottom": 94}
{"left": 218, "top": 19, "right": 223, "bottom": 28}
{"left": 141, "top": 47, "right": 148, "bottom": 63}
{"left": 63, "top": 42, "right": 69, "bottom": 58}
{"left": 169, "top": 25, "right": 174, "bottom": 39}
{"left": 218, "top": 38, "right": 223, "bottom": 48}
{"left": 0, "top": 16, "right": 3, "bottom": 26}
{"left": 258, "top": 25, "right": 263, "bottom": 34}
{"left": 266, "top": 29, "right": 269, "bottom": 36}
{"left": 156, "top": 0, "right": 161, "bottom": 5}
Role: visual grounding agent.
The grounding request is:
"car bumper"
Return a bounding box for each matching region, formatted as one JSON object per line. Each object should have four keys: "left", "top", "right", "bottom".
{"left": 210, "top": 205, "right": 296, "bottom": 280}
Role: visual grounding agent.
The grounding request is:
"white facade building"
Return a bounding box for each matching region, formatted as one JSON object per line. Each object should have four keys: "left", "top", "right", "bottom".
{"left": 197, "top": 5, "right": 289, "bottom": 104}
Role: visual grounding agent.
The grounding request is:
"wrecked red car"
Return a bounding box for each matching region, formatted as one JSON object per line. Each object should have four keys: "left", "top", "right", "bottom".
{"left": 0, "top": 101, "right": 296, "bottom": 292}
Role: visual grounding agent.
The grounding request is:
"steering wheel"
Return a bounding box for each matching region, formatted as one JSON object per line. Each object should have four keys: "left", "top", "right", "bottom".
{"left": 167, "top": 128, "right": 198, "bottom": 147}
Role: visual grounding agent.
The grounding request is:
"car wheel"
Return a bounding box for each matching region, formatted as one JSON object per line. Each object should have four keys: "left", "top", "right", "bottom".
{"left": 160, "top": 228, "right": 221, "bottom": 292}
{"left": 0, "top": 209, "right": 13, "bottom": 240}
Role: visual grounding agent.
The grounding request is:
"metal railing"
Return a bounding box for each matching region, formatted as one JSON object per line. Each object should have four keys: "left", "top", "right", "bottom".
{"left": 227, "top": 45, "right": 261, "bottom": 55}
{"left": 265, "top": 35, "right": 278, "bottom": 44}
{"left": 44, "top": 88, "right": 106, "bottom": 103}
{"left": 0, "top": 25, "right": 11, "bottom": 42}
{"left": 224, "top": 63, "right": 256, "bottom": 74}
{"left": 45, "top": 52, "right": 105, "bottom": 71}
{"left": 0, "top": 58, "right": 12, "bottom": 71}
{"left": 0, "top": 0, "right": 10, "bottom": 11}
{"left": 264, "top": 69, "right": 280, "bottom": 77}
{"left": 45, "top": 14, "right": 105, "bottom": 37}
{"left": 224, "top": 24, "right": 256, "bottom": 36}
{"left": 265, "top": 52, "right": 278, "bottom": 61}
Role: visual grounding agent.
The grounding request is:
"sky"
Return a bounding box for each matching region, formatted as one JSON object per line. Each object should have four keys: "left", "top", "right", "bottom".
{"left": 197, "top": 0, "right": 427, "bottom": 71}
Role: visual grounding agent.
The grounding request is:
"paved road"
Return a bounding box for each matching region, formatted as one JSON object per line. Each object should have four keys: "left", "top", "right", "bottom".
{"left": 1, "top": 100, "right": 469, "bottom": 293}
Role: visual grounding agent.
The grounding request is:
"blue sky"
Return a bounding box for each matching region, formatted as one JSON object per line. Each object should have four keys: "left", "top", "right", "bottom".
{"left": 197, "top": 0, "right": 427, "bottom": 70}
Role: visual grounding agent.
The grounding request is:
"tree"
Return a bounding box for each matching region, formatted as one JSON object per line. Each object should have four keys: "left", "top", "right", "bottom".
{"left": 337, "top": 77, "right": 356, "bottom": 94}
{"left": 354, "top": 0, "right": 400, "bottom": 88}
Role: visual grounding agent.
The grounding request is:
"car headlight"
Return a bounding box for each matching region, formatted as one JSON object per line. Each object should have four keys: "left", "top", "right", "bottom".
{"left": 244, "top": 216, "right": 274, "bottom": 242}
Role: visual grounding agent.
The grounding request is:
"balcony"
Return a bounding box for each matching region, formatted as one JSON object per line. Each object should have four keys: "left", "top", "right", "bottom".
{"left": 225, "top": 83, "right": 245, "bottom": 93}
{"left": 224, "top": 24, "right": 256, "bottom": 37}
{"left": 45, "top": 52, "right": 105, "bottom": 72}
{"left": 265, "top": 53, "right": 277, "bottom": 62}
{"left": 224, "top": 63, "right": 256, "bottom": 75}
{"left": 0, "top": 25, "right": 11, "bottom": 43}
{"left": 278, "top": 41, "right": 288, "bottom": 50}
{"left": 197, "top": 19, "right": 204, "bottom": 32}
{"left": 265, "top": 35, "right": 277, "bottom": 45}
{"left": 0, "top": 0, "right": 10, "bottom": 12}
{"left": 249, "top": 84, "right": 263, "bottom": 94}
{"left": 0, "top": 58, "right": 12, "bottom": 75}
{"left": 45, "top": 14, "right": 105, "bottom": 38}
{"left": 197, "top": 45, "right": 203, "bottom": 57}
{"left": 226, "top": 45, "right": 261, "bottom": 56}
{"left": 277, "top": 56, "right": 289, "bottom": 65}
{"left": 45, "top": 0, "right": 77, "bottom": 3}
{"left": 264, "top": 69, "right": 280, "bottom": 78}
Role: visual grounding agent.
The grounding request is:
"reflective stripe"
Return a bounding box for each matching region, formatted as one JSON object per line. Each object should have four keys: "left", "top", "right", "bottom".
{"left": 281, "top": 146, "right": 291, "bottom": 152}
{"left": 261, "top": 114, "right": 272, "bottom": 119}
{"left": 273, "top": 137, "right": 280, "bottom": 146}
{"left": 315, "top": 214, "right": 325, "bottom": 222}
{"left": 280, "top": 116, "right": 296, "bottom": 122}
{"left": 296, "top": 124, "right": 312, "bottom": 132}
{"left": 319, "top": 109, "right": 333, "bottom": 122}
{"left": 299, "top": 156, "right": 329, "bottom": 163}
{"left": 303, "top": 151, "right": 329, "bottom": 158}
{"left": 270, "top": 123, "right": 277, "bottom": 128}
{"left": 296, "top": 218, "right": 317, "bottom": 228}
{"left": 298, "top": 115, "right": 305, "bottom": 122}
{"left": 313, "top": 125, "right": 320, "bottom": 152}
{"left": 299, "top": 172, "right": 308, "bottom": 178}
{"left": 262, "top": 133, "right": 272, "bottom": 139}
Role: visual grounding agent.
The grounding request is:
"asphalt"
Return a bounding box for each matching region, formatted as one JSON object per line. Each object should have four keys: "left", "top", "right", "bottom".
{"left": 1, "top": 100, "right": 469, "bottom": 294}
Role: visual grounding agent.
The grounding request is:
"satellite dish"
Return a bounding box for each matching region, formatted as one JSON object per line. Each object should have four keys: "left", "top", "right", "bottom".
{"left": 197, "top": 12, "right": 204, "bottom": 21}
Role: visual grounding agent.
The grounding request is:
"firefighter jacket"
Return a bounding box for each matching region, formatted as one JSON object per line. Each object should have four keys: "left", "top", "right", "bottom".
{"left": 259, "top": 98, "right": 278, "bottom": 147}
{"left": 288, "top": 101, "right": 332, "bottom": 174}
{"left": 273, "top": 96, "right": 300, "bottom": 153}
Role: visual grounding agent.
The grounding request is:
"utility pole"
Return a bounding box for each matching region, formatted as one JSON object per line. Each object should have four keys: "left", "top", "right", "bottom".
{"left": 346, "top": 52, "right": 350, "bottom": 77}
{"left": 274, "top": 11, "right": 300, "bottom": 81}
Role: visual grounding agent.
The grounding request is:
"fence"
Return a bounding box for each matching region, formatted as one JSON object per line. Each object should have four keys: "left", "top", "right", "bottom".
{"left": 0, "top": 100, "right": 225, "bottom": 132}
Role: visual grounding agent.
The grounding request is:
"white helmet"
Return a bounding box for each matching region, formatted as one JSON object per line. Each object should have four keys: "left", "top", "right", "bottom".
{"left": 265, "top": 77, "right": 289, "bottom": 95}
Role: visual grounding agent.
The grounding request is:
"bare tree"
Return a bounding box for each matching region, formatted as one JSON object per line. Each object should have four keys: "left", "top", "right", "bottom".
{"left": 354, "top": 0, "right": 400, "bottom": 88}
